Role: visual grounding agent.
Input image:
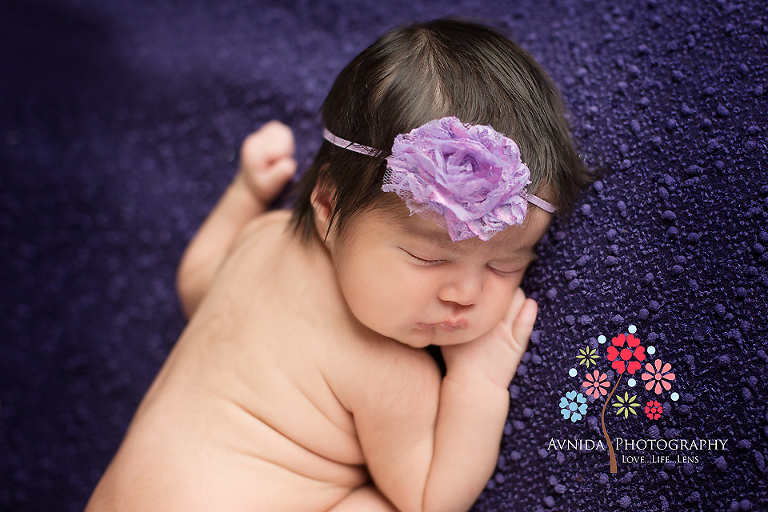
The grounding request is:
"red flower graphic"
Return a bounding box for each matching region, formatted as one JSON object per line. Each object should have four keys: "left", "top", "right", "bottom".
{"left": 582, "top": 370, "right": 611, "bottom": 399}
{"left": 606, "top": 333, "right": 646, "bottom": 374}
{"left": 645, "top": 400, "right": 663, "bottom": 420}
{"left": 641, "top": 359, "right": 676, "bottom": 394}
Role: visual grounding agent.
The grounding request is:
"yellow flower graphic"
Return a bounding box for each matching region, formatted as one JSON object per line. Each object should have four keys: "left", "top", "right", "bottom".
{"left": 612, "top": 391, "right": 640, "bottom": 418}
{"left": 576, "top": 346, "right": 599, "bottom": 367}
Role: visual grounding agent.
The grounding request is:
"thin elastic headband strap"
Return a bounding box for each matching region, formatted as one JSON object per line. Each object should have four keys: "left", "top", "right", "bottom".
{"left": 323, "top": 129, "right": 382, "bottom": 157}
{"left": 524, "top": 193, "right": 556, "bottom": 213}
{"left": 322, "top": 128, "right": 556, "bottom": 213}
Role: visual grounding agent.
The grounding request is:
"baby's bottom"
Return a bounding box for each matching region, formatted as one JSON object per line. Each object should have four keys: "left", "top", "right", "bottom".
{"left": 328, "top": 485, "right": 399, "bottom": 512}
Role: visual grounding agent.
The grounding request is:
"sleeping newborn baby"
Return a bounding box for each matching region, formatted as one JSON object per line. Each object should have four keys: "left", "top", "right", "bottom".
{"left": 86, "top": 18, "right": 590, "bottom": 512}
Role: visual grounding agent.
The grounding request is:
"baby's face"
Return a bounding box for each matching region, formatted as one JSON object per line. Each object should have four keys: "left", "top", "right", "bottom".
{"left": 328, "top": 201, "right": 552, "bottom": 348}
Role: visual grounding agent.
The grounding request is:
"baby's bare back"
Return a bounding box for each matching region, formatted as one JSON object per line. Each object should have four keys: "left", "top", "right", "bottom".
{"left": 86, "top": 211, "right": 378, "bottom": 511}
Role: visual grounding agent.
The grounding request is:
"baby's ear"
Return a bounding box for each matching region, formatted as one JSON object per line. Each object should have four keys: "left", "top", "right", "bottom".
{"left": 311, "top": 183, "right": 336, "bottom": 244}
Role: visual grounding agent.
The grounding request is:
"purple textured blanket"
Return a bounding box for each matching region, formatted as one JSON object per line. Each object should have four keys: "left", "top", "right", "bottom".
{"left": 1, "top": 0, "right": 766, "bottom": 510}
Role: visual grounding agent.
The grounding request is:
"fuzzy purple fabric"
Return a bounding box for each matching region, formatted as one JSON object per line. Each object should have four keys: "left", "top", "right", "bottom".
{"left": 1, "top": 0, "right": 766, "bottom": 511}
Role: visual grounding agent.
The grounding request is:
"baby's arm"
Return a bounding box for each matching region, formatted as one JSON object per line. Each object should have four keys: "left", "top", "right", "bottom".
{"left": 176, "top": 121, "right": 296, "bottom": 317}
{"left": 423, "top": 288, "right": 536, "bottom": 511}
{"left": 349, "top": 288, "right": 537, "bottom": 512}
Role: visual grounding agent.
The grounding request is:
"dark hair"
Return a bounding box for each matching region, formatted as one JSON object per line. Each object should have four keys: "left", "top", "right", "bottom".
{"left": 290, "top": 18, "right": 592, "bottom": 241}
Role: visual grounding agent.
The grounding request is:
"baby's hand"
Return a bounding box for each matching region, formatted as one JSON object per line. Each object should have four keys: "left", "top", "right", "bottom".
{"left": 441, "top": 288, "right": 537, "bottom": 389}
{"left": 239, "top": 121, "right": 297, "bottom": 206}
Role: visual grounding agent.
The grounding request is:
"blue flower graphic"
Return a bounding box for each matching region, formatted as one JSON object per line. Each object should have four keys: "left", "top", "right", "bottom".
{"left": 559, "top": 390, "right": 588, "bottom": 422}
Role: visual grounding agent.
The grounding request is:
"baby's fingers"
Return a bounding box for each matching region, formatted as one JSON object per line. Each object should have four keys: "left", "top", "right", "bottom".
{"left": 503, "top": 287, "right": 527, "bottom": 325}
{"left": 511, "top": 298, "right": 538, "bottom": 348}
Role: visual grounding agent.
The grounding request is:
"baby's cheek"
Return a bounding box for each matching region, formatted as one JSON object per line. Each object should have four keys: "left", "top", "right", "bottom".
{"left": 488, "top": 279, "right": 520, "bottom": 319}
{"left": 383, "top": 279, "right": 422, "bottom": 317}
{"left": 355, "top": 278, "right": 412, "bottom": 327}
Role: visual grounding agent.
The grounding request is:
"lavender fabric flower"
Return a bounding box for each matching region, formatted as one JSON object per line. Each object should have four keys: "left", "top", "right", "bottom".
{"left": 382, "top": 116, "right": 532, "bottom": 241}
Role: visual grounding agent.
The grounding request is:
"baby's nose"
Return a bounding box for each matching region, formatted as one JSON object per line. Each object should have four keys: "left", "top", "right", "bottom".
{"left": 438, "top": 273, "right": 482, "bottom": 306}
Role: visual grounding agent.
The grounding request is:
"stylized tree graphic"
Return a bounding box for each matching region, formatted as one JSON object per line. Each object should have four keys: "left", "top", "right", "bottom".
{"left": 558, "top": 325, "right": 680, "bottom": 474}
{"left": 601, "top": 332, "right": 646, "bottom": 473}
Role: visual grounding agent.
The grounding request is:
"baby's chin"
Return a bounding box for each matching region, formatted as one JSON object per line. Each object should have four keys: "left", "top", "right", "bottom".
{"left": 391, "top": 324, "right": 487, "bottom": 349}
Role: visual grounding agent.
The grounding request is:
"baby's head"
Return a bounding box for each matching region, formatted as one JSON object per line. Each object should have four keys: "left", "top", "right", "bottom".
{"left": 291, "top": 18, "right": 591, "bottom": 347}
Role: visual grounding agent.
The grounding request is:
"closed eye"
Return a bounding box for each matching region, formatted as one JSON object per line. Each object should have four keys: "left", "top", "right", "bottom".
{"left": 488, "top": 265, "right": 525, "bottom": 277}
{"left": 488, "top": 258, "right": 535, "bottom": 276}
{"left": 401, "top": 249, "right": 445, "bottom": 266}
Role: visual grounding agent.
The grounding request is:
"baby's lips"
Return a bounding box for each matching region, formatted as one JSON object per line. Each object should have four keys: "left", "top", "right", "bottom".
{"left": 436, "top": 320, "right": 467, "bottom": 332}
{"left": 416, "top": 318, "right": 468, "bottom": 332}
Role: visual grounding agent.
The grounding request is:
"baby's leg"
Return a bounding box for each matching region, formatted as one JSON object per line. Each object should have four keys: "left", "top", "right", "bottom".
{"left": 176, "top": 121, "right": 296, "bottom": 317}
{"left": 327, "top": 485, "right": 399, "bottom": 512}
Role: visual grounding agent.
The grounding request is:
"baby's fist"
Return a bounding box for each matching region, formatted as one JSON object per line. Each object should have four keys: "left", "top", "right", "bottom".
{"left": 239, "top": 121, "right": 297, "bottom": 205}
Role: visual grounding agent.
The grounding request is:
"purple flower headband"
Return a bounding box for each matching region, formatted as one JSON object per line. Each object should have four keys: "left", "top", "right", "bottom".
{"left": 323, "top": 116, "right": 555, "bottom": 241}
